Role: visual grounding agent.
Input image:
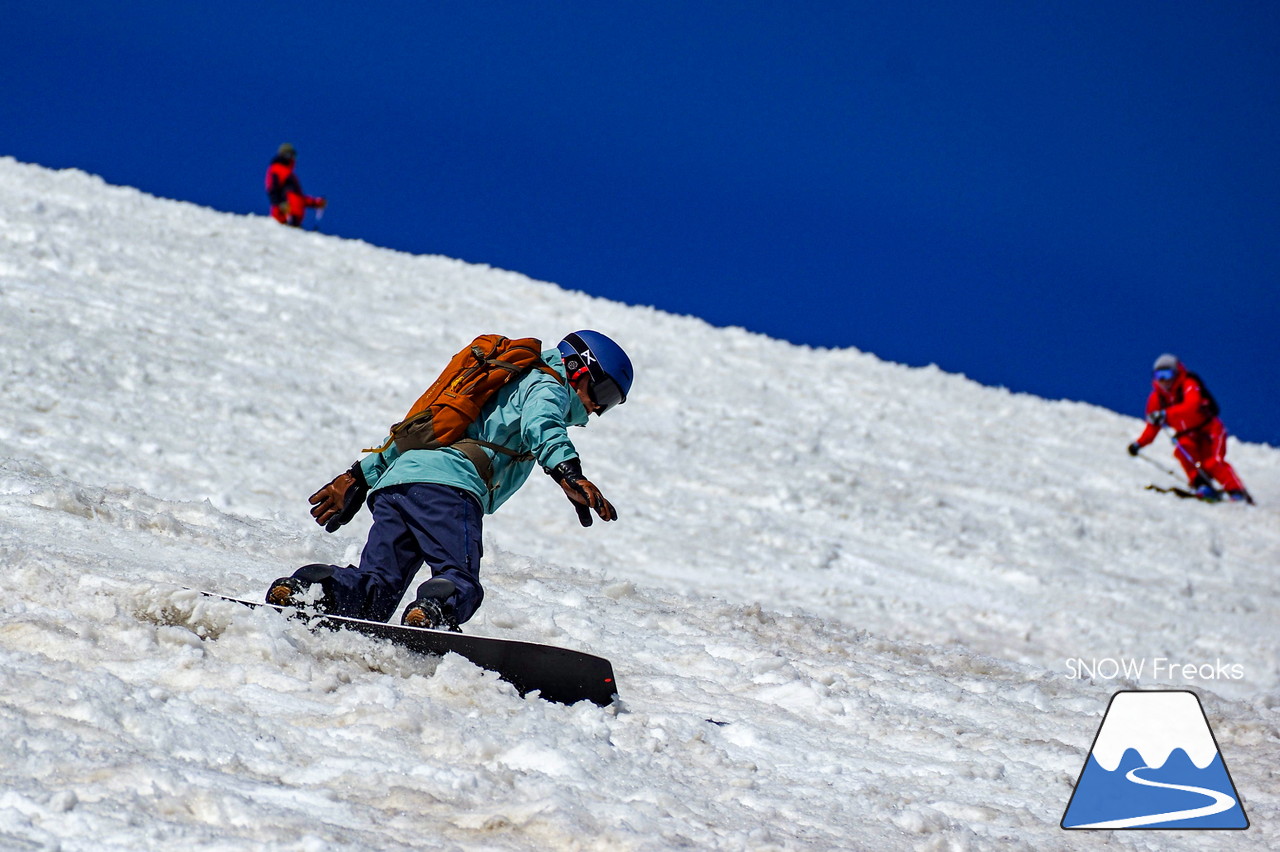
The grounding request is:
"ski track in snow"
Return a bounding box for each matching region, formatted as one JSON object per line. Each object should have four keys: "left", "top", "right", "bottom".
{"left": 1, "top": 158, "right": 1278, "bottom": 850}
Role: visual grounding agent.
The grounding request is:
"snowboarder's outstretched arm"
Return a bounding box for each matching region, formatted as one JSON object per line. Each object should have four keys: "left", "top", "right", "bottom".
{"left": 512, "top": 375, "right": 616, "bottom": 527}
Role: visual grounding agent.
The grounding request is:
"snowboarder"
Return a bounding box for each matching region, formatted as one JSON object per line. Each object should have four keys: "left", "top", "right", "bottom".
{"left": 264, "top": 143, "right": 326, "bottom": 227}
{"left": 267, "top": 330, "right": 633, "bottom": 629}
{"left": 1127, "top": 353, "right": 1252, "bottom": 503}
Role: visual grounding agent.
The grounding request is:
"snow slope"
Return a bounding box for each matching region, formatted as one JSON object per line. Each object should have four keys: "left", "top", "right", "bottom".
{"left": 1, "top": 157, "right": 1277, "bottom": 850}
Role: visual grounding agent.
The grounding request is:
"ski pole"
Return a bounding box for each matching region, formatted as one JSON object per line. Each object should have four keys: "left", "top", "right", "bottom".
{"left": 1163, "top": 426, "right": 1216, "bottom": 490}
{"left": 1166, "top": 428, "right": 1201, "bottom": 471}
{"left": 1134, "top": 450, "right": 1183, "bottom": 483}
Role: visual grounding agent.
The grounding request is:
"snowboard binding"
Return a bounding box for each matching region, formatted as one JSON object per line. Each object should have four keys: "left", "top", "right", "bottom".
{"left": 266, "top": 564, "right": 337, "bottom": 614}
{"left": 401, "top": 577, "right": 461, "bottom": 632}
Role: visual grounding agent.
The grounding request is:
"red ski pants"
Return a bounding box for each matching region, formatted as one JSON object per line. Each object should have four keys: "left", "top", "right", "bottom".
{"left": 271, "top": 193, "right": 308, "bottom": 226}
{"left": 1172, "top": 419, "right": 1245, "bottom": 492}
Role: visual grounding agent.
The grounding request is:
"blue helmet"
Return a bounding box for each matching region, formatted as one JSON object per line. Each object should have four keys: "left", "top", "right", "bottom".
{"left": 558, "top": 330, "right": 633, "bottom": 415}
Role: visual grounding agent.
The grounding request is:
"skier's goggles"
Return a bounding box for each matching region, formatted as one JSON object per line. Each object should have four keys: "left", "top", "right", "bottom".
{"left": 586, "top": 374, "right": 625, "bottom": 415}
{"left": 565, "top": 356, "right": 625, "bottom": 415}
{"left": 1153, "top": 368, "right": 1176, "bottom": 381}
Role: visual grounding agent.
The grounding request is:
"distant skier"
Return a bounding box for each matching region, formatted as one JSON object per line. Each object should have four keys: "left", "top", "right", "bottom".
{"left": 1127, "top": 353, "right": 1252, "bottom": 503}
{"left": 264, "top": 143, "right": 326, "bottom": 227}
{"left": 267, "top": 331, "right": 633, "bottom": 629}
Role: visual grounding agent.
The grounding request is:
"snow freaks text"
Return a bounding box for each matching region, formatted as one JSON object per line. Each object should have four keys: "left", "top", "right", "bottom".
{"left": 1063, "top": 658, "right": 1245, "bottom": 681}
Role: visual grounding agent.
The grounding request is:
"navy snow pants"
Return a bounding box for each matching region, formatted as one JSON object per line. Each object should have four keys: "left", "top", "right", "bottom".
{"left": 325, "top": 483, "right": 484, "bottom": 624}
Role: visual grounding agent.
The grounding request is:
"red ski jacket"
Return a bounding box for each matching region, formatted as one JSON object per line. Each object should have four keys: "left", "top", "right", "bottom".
{"left": 265, "top": 156, "right": 324, "bottom": 225}
{"left": 265, "top": 157, "right": 301, "bottom": 206}
{"left": 1134, "top": 364, "right": 1218, "bottom": 447}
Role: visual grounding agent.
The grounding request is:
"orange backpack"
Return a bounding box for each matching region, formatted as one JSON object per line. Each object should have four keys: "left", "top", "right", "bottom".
{"left": 365, "top": 336, "right": 563, "bottom": 481}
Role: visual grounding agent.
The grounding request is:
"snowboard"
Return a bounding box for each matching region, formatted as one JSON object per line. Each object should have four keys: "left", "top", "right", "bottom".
{"left": 196, "top": 591, "right": 618, "bottom": 707}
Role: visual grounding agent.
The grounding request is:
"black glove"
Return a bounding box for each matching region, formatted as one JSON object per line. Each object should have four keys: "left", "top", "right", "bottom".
{"left": 548, "top": 458, "right": 617, "bottom": 527}
{"left": 1147, "top": 410, "right": 1166, "bottom": 427}
{"left": 1127, "top": 442, "right": 1141, "bottom": 457}
{"left": 308, "top": 462, "right": 370, "bottom": 533}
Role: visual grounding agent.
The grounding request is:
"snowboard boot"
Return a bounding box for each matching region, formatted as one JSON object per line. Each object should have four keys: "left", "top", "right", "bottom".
{"left": 266, "top": 564, "right": 337, "bottom": 613}
{"left": 1226, "top": 489, "right": 1254, "bottom": 505}
{"left": 401, "top": 577, "right": 461, "bottom": 632}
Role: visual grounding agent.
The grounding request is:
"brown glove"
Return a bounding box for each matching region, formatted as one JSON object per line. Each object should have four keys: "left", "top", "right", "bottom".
{"left": 308, "top": 463, "right": 370, "bottom": 532}
{"left": 549, "top": 459, "right": 617, "bottom": 527}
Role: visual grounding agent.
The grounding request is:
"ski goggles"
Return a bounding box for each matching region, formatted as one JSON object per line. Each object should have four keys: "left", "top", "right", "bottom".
{"left": 1153, "top": 368, "right": 1176, "bottom": 382}
{"left": 564, "top": 350, "right": 626, "bottom": 415}
{"left": 585, "top": 373, "right": 625, "bottom": 415}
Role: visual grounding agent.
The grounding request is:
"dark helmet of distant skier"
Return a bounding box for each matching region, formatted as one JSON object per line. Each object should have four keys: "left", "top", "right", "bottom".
{"left": 277, "top": 142, "right": 297, "bottom": 160}
{"left": 558, "top": 330, "right": 633, "bottom": 415}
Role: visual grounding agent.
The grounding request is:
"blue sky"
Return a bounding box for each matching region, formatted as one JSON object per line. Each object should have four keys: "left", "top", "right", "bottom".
{"left": 6, "top": 2, "right": 1278, "bottom": 447}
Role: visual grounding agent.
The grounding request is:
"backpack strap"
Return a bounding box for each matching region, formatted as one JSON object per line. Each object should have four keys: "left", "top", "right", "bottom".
{"left": 452, "top": 439, "right": 534, "bottom": 492}
{"left": 528, "top": 361, "right": 565, "bottom": 383}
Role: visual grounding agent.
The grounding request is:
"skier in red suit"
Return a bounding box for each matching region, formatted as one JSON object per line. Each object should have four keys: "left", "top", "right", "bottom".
{"left": 265, "top": 143, "right": 326, "bottom": 227}
{"left": 1128, "top": 353, "right": 1252, "bottom": 503}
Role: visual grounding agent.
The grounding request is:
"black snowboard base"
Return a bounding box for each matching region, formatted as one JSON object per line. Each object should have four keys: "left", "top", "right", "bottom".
{"left": 196, "top": 591, "right": 618, "bottom": 707}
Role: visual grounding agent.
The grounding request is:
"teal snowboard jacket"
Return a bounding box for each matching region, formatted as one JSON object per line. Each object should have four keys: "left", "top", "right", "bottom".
{"left": 357, "top": 349, "right": 588, "bottom": 514}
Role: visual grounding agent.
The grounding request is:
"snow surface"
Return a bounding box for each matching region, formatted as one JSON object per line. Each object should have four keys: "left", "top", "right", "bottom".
{"left": 1, "top": 156, "right": 1277, "bottom": 850}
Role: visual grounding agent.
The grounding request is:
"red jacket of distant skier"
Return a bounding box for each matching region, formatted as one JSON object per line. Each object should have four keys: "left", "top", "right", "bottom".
{"left": 1134, "top": 364, "right": 1216, "bottom": 447}
{"left": 265, "top": 156, "right": 324, "bottom": 226}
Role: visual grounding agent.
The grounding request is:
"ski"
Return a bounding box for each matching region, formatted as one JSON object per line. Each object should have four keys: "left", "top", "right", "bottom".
{"left": 1144, "top": 483, "right": 1221, "bottom": 502}
{"left": 194, "top": 591, "right": 618, "bottom": 707}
